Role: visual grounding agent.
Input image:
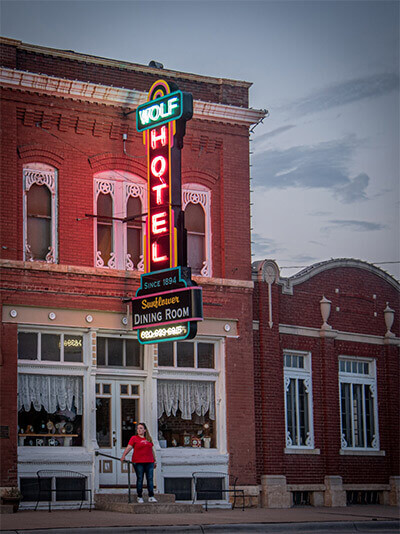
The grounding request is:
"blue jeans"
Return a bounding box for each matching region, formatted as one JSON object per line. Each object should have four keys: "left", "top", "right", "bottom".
{"left": 134, "top": 462, "right": 154, "bottom": 498}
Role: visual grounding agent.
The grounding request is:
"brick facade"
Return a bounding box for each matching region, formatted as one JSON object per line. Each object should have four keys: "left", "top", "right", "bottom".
{"left": 0, "top": 37, "right": 262, "bottom": 498}
{"left": 253, "top": 259, "right": 399, "bottom": 507}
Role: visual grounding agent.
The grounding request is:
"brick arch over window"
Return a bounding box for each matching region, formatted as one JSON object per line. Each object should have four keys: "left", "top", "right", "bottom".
{"left": 182, "top": 170, "right": 218, "bottom": 189}
{"left": 23, "top": 163, "right": 58, "bottom": 263}
{"left": 94, "top": 170, "right": 147, "bottom": 270}
{"left": 18, "top": 145, "right": 64, "bottom": 168}
{"left": 182, "top": 184, "right": 211, "bottom": 277}
{"left": 89, "top": 154, "right": 146, "bottom": 180}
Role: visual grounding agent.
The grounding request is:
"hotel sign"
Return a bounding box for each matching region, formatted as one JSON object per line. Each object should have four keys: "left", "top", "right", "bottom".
{"left": 132, "top": 267, "right": 202, "bottom": 344}
{"left": 133, "top": 81, "right": 202, "bottom": 344}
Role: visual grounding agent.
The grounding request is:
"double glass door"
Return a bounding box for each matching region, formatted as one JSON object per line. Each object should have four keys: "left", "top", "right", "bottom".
{"left": 96, "top": 378, "right": 141, "bottom": 486}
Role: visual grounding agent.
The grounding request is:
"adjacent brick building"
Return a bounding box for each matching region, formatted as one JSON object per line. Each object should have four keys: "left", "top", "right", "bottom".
{"left": 253, "top": 259, "right": 399, "bottom": 507}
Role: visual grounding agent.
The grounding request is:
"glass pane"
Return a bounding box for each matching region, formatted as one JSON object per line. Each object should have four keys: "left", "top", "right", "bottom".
{"left": 103, "top": 384, "right": 111, "bottom": 394}
{"left": 95, "top": 384, "right": 100, "bottom": 394}
{"left": 365, "top": 385, "right": 375, "bottom": 447}
{"left": 286, "top": 379, "right": 296, "bottom": 445}
{"left": 298, "top": 380, "right": 309, "bottom": 445}
{"left": 108, "top": 338, "right": 123, "bottom": 366}
{"left": 27, "top": 216, "right": 51, "bottom": 260}
{"left": 18, "top": 332, "right": 38, "bottom": 360}
{"left": 198, "top": 343, "right": 214, "bottom": 368}
{"left": 340, "top": 382, "right": 352, "bottom": 447}
{"left": 353, "top": 384, "right": 365, "bottom": 447}
{"left": 177, "top": 342, "right": 194, "bottom": 367}
{"left": 97, "top": 338, "right": 106, "bottom": 366}
{"left": 18, "top": 405, "right": 83, "bottom": 447}
{"left": 97, "top": 193, "right": 112, "bottom": 217}
{"left": 120, "top": 385, "right": 128, "bottom": 395}
{"left": 126, "top": 339, "right": 141, "bottom": 367}
{"left": 96, "top": 398, "right": 111, "bottom": 448}
{"left": 131, "top": 385, "right": 139, "bottom": 395}
{"left": 158, "top": 342, "right": 173, "bottom": 366}
{"left": 97, "top": 224, "right": 112, "bottom": 264}
{"left": 121, "top": 398, "right": 138, "bottom": 448}
{"left": 41, "top": 334, "right": 60, "bottom": 361}
{"left": 187, "top": 234, "right": 205, "bottom": 274}
{"left": 127, "top": 227, "right": 141, "bottom": 266}
{"left": 185, "top": 203, "right": 205, "bottom": 233}
{"left": 64, "top": 335, "right": 83, "bottom": 362}
{"left": 27, "top": 184, "right": 51, "bottom": 217}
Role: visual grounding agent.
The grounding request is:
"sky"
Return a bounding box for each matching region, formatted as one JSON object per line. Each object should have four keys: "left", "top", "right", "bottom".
{"left": 1, "top": 0, "right": 399, "bottom": 280}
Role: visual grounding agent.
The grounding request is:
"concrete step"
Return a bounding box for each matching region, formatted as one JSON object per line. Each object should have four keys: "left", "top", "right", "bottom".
{"left": 0, "top": 504, "right": 14, "bottom": 514}
{"left": 95, "top": 492, "right": 175, "bottom": 504}
{"left": 95, "top": 501, "right": 204, "bottom": 514}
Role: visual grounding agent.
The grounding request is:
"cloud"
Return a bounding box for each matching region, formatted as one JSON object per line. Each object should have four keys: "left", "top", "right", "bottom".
{"left": 322, "top": 219, "right": 386, "bottom": 233}
{"left": 251, "top": 233, "right": 283, "bottom": 258}
{"left": 290, "top": 72, "right": 399, "bottom": 116}
{"left": 252, "top": 136, "right": 370, "bottom": 203}
{"left": 253, "top": 125, "right": 296, "bottom": 142}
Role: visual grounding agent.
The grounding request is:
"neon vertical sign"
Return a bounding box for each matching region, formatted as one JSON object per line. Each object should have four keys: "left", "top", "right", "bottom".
{"left": 138, "top": 80, "right": 193, "bottom": 273}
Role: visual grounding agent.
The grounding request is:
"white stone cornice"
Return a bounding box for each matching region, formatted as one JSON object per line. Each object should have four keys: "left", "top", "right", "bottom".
{"left": 0, "top": 67, "right": 266, "bottom": 126}
{"left": 279, "top": 323, "right": 399, "bottom": 346}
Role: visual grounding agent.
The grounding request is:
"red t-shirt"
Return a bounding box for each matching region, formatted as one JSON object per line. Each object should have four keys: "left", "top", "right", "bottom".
{"left": 128, "top": 435, "right": 154, "bottom": 463}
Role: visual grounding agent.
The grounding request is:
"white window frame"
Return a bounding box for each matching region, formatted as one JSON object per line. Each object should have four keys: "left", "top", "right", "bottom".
{"left": 284, "top": 350, "right": 315, "bottom": 449}
{"left": 156, "top": 337, "right": 223, "bottom": 450}
{"left": 23, "top": 164, "right": 58, "bottom": 263}
{"left": 17, "top": 329, "right": 86, "bottom": 365}
{"left": 182, "top": 184, "right": 212, "bottom": 277}
{"left": 94, "top": 171, "right": 146, "bottom": 270}
{"left": 339, "top": 356, "right": 379, "bottom": 451}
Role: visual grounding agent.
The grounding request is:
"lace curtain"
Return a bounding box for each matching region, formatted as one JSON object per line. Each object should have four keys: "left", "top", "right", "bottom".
{"left": 157, "top": 380, "right": 215, "bottom": 420}
{"left": 18, "top": 374, "right": 83, "bottom": 415}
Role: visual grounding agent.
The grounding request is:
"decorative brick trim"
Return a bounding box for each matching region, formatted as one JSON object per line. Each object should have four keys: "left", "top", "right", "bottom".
{"left": 17, "top": 144, "right": 64, "bottom": 166}
{"left": 182, "top": 170, "right": 219, "bottom": 188}
{"left": 88, "top": 154, "right": 146, "bottom": 178}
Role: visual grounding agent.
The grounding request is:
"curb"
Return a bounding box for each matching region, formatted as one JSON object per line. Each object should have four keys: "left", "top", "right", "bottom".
{"left": 2, "top": 520, "right": 399, "bottom": 534}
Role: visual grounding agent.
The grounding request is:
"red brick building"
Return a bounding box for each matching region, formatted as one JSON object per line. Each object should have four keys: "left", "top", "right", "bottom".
{"left": 253, "top": 259, "right": 399, "bottom": 507}
{"left": 0, "top": 37, "right": 265, "bottom": 507}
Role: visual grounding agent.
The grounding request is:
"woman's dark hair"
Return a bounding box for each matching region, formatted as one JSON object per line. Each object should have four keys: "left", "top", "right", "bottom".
{"left": 136, "top": 422, "right": 153, "bottom": 443}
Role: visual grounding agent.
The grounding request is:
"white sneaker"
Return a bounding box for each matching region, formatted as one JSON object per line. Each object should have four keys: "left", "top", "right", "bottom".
{"left": 137, "top": 497, "right": 144, "bottom": 503}
{"left": 148, "top": 496, "right": 157, "bottom": 503}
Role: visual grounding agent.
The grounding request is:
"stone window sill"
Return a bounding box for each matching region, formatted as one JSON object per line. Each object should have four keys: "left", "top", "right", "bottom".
{"left": 284, "top": 448, "right": 320, "bottom": 455}
{"left": 340, "top": 449, "right": 385, "bottom": 456}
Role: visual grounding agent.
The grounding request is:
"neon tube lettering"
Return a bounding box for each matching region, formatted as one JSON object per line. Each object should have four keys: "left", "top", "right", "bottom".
{"left": 152, "top": 242, "right": 168, "bottom": 263}
{"left": 151, "top": 156, "right": 167, "bottom": 180}
{"left": 151, "top": 126, "right": 167, "bottom": 149}
{"left": 152, "top": 183, "right": 168, "bottom": 205}
{"left": 152, "top": 212, "right": 168, "bottom": 234}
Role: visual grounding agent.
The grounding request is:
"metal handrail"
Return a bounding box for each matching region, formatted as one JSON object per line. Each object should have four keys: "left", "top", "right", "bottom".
{"left": 95, "top": 451, "right": 134, "bottom": 503}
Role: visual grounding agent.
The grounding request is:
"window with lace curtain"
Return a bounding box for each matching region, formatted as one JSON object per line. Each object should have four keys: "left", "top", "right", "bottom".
{"left": 157, "top": 340, "right": 217, "bottom": 448}
{"left": 17, "top": 331, "right": 84, "bottom": 447}
{"left": 23, "top": 164, "right": 57, "bottom": 263}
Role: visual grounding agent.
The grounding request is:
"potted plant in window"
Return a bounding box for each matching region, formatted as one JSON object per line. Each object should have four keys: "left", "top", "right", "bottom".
{"left": 1, "top": 487, "right": 22, "bottom": 512}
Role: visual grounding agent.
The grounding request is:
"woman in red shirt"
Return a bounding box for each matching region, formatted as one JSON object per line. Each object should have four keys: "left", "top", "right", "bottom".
{"left": 121, "top": 422, "right": 157, "bottom": 503}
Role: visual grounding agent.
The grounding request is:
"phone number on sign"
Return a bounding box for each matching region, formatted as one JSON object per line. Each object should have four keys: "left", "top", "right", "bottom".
{"left": 139, "top": 325, "right": 188, "bottom": 340}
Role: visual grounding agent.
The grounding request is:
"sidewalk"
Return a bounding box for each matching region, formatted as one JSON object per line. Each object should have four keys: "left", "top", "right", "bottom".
{"left": 1, "top": 504, "right": 399, "bottom": 533}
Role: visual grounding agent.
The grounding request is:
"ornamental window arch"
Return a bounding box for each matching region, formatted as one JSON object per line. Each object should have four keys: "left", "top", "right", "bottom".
{"left": 94, "top": 170, "right": 146, "bottom": 271}
{"left": 182, "top": 183, "right": 212, "bottom": 277}
{"left": 23, "top": 163, "right": 58, "bottom": 263}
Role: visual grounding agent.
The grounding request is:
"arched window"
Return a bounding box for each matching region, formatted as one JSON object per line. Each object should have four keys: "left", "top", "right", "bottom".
{"left": 183, "top": 185, "right": 211, "bottom": 277}
{"left": 126, "top": 195, "right": 142, "bottom": 268}
{"left": 97, "top": 192, "right": 113, "bottom": 266}
{"left": 94, "top": 172, "right": 146, "bottom": 270}
{"left": 23, "top": 164, "right": 57, "bottom": 263}
{"left": 185, "top": 203, "right": 205, "bottom": 275}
